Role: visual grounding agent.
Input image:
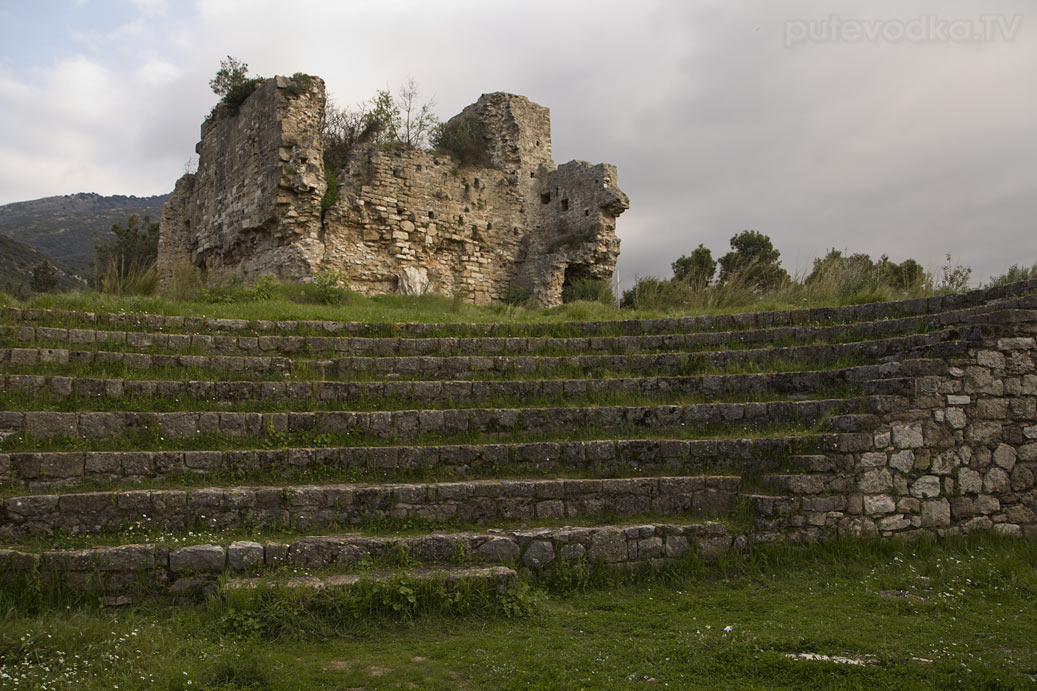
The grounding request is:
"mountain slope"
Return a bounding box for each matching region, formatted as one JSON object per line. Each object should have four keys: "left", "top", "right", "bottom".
{"left": 0, "top": 192, "right": 170, "bottom": 276}
{"left": 0, "top": 233, "right": 87, "bottom": 298}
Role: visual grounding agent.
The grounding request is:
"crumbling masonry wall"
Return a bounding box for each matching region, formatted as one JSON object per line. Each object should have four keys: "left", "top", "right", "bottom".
{"left": 158, "top": 76, "right": 626, "bottom": 306}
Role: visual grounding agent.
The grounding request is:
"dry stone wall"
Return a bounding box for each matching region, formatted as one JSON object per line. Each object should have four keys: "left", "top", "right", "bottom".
{"left": 751, "top": 311, "right": 1037, "bottom": 541}
{"left": 158, "top": 77, "right": 626, "bottom": 306}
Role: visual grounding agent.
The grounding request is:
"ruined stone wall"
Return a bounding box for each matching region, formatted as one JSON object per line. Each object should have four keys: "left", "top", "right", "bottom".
{"left": 159, "top": 76, "right": 327, "bottom": 283}
{"left": 157, "top": 79, "right": 626, "bottom": 306}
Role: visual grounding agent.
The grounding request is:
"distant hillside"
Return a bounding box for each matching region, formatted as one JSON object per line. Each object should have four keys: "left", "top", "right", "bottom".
{"left": 0, "top": 192, "right": 170, "bottom": 276}
{"left": 0, "top": 233, "right": 87, "bottom": 298}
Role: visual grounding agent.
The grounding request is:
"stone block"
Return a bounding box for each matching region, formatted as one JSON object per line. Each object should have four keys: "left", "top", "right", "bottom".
{"left": 983, "top": 467, "right": 1010, "bottom": 494}
{"left": 921, "top": 499, "right": 951, "bottom": 528}
{"left": 475, "top": 537, "right": 519, "bottom": 563}
{"left": 522, "top": 540, "right": 555, "bottom": 569}
{"left": 889, "top": 450, "right": 915, "bottom": 474}
{"left": 25, "top": 412, "right": 77, "bottom": 439}
{"left": 958, "top": 468, "right": 982, "bottom": 494}
{"left": 857, "top": 469, "right": 892, "bottom": 493}
{"left": 993, "top": 444, "right": 1017, "bottom": 471}
{"left": 169, "top": 545, "right": 226, "bottom": 573}
{"left": 891, "top": 423, "right": 924, "bottom": 449}
{"left": 862, "top": 494, "right": 895, "bottom": 516}
{"left": 1011, "top": 465, "right": 1034, "bottom": 491}
{"left": 587, "top": 528, "right": 627, "bottom": 562}
{"left": 909, "top": 475, "right": 941, "bottom": 499}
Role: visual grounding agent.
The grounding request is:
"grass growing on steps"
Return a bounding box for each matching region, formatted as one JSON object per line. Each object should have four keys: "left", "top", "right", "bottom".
{"left": 0, "top": 325, "right": 934, "bottom": 360}
{"left": 0, "top": 420, "right": 826, "bottom": 454}
{"left": 2, "top": 508, "right": 740, "bottom": 553}
{"left": 0, "top": 384, "right": 863, "bottom": 415}
{"left": 0, "top": 533, "right": 1033, "bottom": 689}
{"left": 0, "top": 351, "right": 883, "bottom": 383}
{"left": 10, "top": 279, "right": 948, "bottom": 329}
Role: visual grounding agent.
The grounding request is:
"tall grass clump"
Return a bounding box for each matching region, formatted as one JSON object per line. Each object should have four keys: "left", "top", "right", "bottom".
{"left": 622, "top": 232, "right": 949, "bottom": 314}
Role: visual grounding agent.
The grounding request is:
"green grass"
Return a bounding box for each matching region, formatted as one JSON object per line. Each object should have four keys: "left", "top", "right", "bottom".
{"left": 1, "top": 507, "right": 741, "bottom": 553}
{"left": 5, "top": 276, "right": 957, "bottom": 333}
{"left": 0, "top": 347, "right": 882, "bottom": 383}
{"left": 0, "top": 448, "right": 791, "bottom": 501}
{"left": 0, "top": 320, "right": 934, "bottom": 359}
{"left": 0, "top": 383, "right": 862, "bottom": 415}
{"left": 0, "top": 417, "right": 826, "bottom": 454}
{"left": 0, "top": 533, "right": 1033, "bottom": 689}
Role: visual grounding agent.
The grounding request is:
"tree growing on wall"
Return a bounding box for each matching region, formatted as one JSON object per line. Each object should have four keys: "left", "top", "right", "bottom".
{"left": 209, "top": 56, "right": 262, "bottom": 114}
{"left": 321, "top": 79, "right": 439, "bottom": 173}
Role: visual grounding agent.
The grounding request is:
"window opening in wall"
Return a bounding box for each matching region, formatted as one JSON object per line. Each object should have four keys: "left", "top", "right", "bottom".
{"left": 428, "top": 211, "right": 435, "bottom": 219}
{"left": 541, "top": 192, "right": 551, "bottom": 204}
{"left": 561, "top": 199, "right": 569, "bottom": 212}
{"left": 584, "top": 210, "right": 590, "bottom": 216}
{"left": 474, "top": 178, "right": 480, "bottom": 189}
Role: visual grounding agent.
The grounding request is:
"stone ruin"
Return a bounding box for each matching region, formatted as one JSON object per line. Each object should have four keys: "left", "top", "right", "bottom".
{"left": 157, "top": 74, "right": 628, "bottom": 306}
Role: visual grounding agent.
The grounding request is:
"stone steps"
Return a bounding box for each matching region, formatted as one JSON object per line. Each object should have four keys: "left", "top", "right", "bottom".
{"left": 0, "top": 475, "right": 741, "bottom": 538}
{"left": 1, "top": 396, "right": 878, "bottom": 442}
{"left": 0, "top": 314, "right": 944, "bottom": 358}
{"left": 5, "top": 296, "right": 1036, "bottom": 362}
{"left": 0, "top": 521, "right": 734, "bottom": 597}
{"left": 222, "top": 565, "right": 519, "bottom": 595}
{"left": 1, "top": 435, "right": 831, "bottom": 489}
{"left": 2, "top": 280, "right": 1033, "bottom": 600}
{"left": 0, "top": 362, "right": 938, "bottom": 409}
{"left": 4, "top": 278, "right": 1033, "bottom": 337}
{"left": 330, "top": 334, "right": 949, "bottom": 379}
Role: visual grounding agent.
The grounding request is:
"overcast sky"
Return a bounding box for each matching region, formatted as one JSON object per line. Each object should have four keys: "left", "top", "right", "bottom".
{"left": 0, "top": 0, "right": 1034, "bottom": 287}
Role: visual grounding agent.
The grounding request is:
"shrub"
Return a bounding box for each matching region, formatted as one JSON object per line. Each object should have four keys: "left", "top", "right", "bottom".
{"left": 92, "top": 214, "right": 160, "bottom": 295}
{"left": 209, "top": 56, "right": 262, "bottom": 116}
{"left": 562, "top": 278, "right": 615, "bottom": 306}
{"left": 432, "top": 113, "right": 490, "bottom": 167}
{"left": 985, "top": 262, "right": 1037, "bottom": 287}
{"left": 29, "top": 261, "right": 59, "bottom": 293}
{"left": 936, "top": 254, "right": 972, "bottom": 293}
{"left": 321, "top": 168, "right": 338, "bottom": 211}
{"left": 671, "top": 244, "right": 715, "bottom": 288}
{"left": 717, "top": 230, "right": 789, "bottom": 291}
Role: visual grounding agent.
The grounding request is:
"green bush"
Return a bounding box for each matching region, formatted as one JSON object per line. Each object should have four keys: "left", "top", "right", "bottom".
{"left": 30, "top": 262, "right": 59, "bottom": 293}
{"left": 671, "top": 244, "right": 715, "bottom": 289}
{"left": 209, "top": 56, "right": 262, "bottom": 117}
{"left": 718, "top": 230, "right": 789, "bottom": 292}
{"left": 985, "top": 262, "right": 1037, "bottom": 287}
{"left": 92, "top": 214, "right": 160, "bottom": 295}
{"left": 321, "top": 168, "right": 338, "bottom": 211}
{"left": 562, "top": 278, "right": 615, "bottom": 306}
{"left": 432, "top": 113, "right": 490, "bottom": 167}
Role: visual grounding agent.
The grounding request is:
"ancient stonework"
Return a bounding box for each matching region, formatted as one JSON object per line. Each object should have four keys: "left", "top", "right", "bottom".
{"left": 157, "top": 75, "right": 627, "bottom": 306}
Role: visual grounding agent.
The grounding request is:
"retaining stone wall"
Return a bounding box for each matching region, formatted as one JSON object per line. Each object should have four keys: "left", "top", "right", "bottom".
{"left": 0, "top": 476, "right": 739, "bottom": 538}
{"left": 750, "top": 313, "right": 1037, "bottom": 541}
{"left": 0, "top": 361, "right": 940, "bottom": 408}
{"left": 0, "top": 397, "right": 865, "bottom": 443}
{"left": 0, "top": 436, "right": 816, "bottom": 489}
{"left": 0, "top": 522, "right": 733, "bottom": 595}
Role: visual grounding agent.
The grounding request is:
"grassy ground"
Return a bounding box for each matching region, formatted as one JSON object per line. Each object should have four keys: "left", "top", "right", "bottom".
{"left": 3, "top": 276, "right": 938, "bottom": 328}
{"left": 1, "top": 533, "right": 1033, "bottom": 689}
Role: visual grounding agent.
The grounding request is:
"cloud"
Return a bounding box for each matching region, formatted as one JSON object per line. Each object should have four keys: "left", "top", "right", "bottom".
{"left": 0, "top": 0, "right": 1034, "bottom": 286}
